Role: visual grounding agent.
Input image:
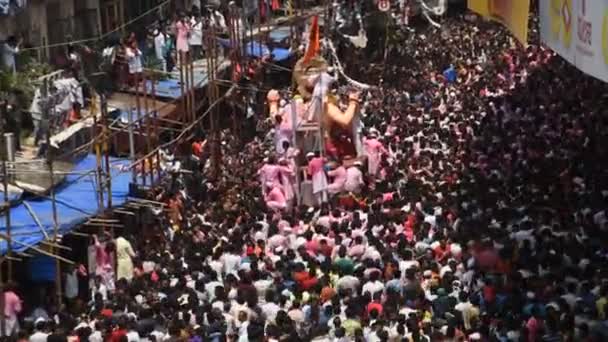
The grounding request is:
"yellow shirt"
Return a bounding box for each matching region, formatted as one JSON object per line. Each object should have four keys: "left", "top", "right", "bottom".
{"left": 343, "top": 318, "right": 362, "bottom": 337}
{"left": 597, "top": 296, "right": 608, "bottom": 319}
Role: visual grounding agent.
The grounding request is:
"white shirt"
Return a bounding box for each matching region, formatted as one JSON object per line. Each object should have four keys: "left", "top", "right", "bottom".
{"left": 65, "top": 270, "right": 79, "bottom": 299}
{"left": 1, "top": 42, "right": 18, "bottom": 73}
{"left": 126, "top": 330, "right": 140, "bottom": 342}
{"left": 125, "top": 47, "right": 143, "bottom": 74}
{"left": 362, "top": 280, "right": 385, "bottom": 297}
{"left": 92, "top": 283, "right": 108, "bottom": 301}
{"left": 221, "top": 253, "right": 241, "bottom": 275}
{"left": 189, "top": 19, "right": 203, "bottom": 46}
{"left": 89, "top": 331, "right": 103, "bottom": 342}
{"left": 154, "top": 33, "right": 166, "bottom": 60}
{"left": 261, "top": 302, "right": 281, "bottom": 323}
{"left": 344, "top": 166, "right": 364, "bottom": 193}
{"left": 336, "top": 275, "right": 360, "bottom": 292}
{"left": 210, "top": 11, "right": 227, "bottom": 30}
{"left": 29, "top": 331, "right": 49, "bottom": 342}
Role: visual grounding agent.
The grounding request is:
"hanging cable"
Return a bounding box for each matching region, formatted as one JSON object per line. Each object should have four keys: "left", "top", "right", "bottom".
{"left": 323, "top": 39, "right": 374, "bottom": 90}
{"left": 21, "top": 0, "right": 171, "bottom": 52}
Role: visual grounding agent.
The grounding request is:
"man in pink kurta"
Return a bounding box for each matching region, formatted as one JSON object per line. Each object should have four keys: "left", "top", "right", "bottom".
{"left": 307, "top": 152, "right": 328, "bottom": 205}
{"left": 363, "top": 133, "right": 388, "bottom": 177}
{"left": 258, "top": 157, "right": 282, "bottom": 194}
{"left": 279, "top": 158, "right": 296, "bottom": 207}
{"left": 2, "top": 286, "right": 22, "bottom": 336}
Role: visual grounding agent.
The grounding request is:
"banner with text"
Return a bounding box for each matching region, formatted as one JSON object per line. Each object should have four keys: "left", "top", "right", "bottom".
{"left": 540, "top": 0, "right": 608, "bottom": 83}
{"left": 468, "top": 0, "right": 530, "bottom": 45}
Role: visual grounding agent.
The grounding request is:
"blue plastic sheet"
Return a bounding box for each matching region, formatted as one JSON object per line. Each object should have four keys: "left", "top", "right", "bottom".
{"left": 28, "top": 255, "right": 57, "bottom": 282}
{"left": 218, "top": 38, "right": 292, "bottom": 61}
{"left": 0, "top": 154, "right": 132, "bottom": 255}
{"left": 269, "top": 27, "right": 291, "bottom": 42}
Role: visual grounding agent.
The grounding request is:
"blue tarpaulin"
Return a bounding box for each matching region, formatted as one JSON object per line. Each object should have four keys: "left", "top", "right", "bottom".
{"left": 28, "top": 255, "right": 57, "bottom": 283}
{"left": 0, "top": 154, "right": 132, "bottom": 255}
{"left": 144, "top": 79, "right": 183, "bottom": 99}
{"left": 134, "top": 68, "right": 212, "bottom": 99}
{"left": 269, "top": 27, "right": 291, "bottom": 42}
{"left": 217, "top": 38, "right": 292, "bottom": 61}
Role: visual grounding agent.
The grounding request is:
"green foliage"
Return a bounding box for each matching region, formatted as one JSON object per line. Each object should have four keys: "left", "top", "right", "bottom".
{"left": 0, "top": 61, "right": 54, "bottom": 107}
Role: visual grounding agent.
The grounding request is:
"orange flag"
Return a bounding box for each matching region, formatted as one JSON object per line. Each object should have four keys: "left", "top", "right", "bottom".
{"left": 303, "top": 16, "right": 320, "bottom": 65}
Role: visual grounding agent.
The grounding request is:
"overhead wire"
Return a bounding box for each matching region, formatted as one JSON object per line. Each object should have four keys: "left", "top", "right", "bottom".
{"left": 21, "top": 0, "right": 172, "bottom": 52}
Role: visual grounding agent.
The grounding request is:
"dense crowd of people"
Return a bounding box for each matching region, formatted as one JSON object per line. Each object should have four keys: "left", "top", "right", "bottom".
{"left": 7, "top": 4, "right": 608, "bottom": 342}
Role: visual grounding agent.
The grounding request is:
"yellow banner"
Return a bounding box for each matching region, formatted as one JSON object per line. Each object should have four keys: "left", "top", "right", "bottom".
{"left": 468, "top": 0, "right": 531, "bottom": 45}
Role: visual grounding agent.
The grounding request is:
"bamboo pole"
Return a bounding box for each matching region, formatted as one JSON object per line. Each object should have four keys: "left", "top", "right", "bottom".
{"left": 128, "top": 109, "right": 137, "bottom": 184}
{"left": 141, "top": 72, "right": 149, "bottom": 185}
{"left": 179, "top": 51, "right": 186, "bottom": 124}
{"left": 0, "top": 102, "right": 12, "bottom": 281}
{"left": 46, "top": 131, "right": 62, "bottom": 306}
{"left": 135, "top": 72, "right": 142, "bottom": 185}
{"left": 94, "top": 112, "right": 105, "bottom": 210}
{"left": 152, "top": 80, "right": 162, "bottom": 182}
{"left": 102, "top": 95, "right": 112, "bottom": 209}
{"left": 0, "top": 233, "right": 74, "bottom": 265}
{"left": 40, "top": 241, "right": 72, "bottom": 251}
{"left": 146, "top": 73, "right": 154, "bottom": 186}
{"left": 22, "top": 200, "right": 50, "bottom": 240}
{"left": 0, "top": 258, "right": 5, "bottom": 336}
{"left": 189, "top": 52, "right": 196, "bottom": 122}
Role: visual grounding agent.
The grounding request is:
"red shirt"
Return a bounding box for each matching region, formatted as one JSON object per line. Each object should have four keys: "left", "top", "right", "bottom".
{"left": 192, "top": 142, "right": 203, "bottom": 157}
{"left": 109, "top": 329, "right": 127, "bottom": 342}
{"left": 367, "top": 302, "right": 383, "bottom": 316}
{"left": 483, "top": 285, "right": 496, "bottom": 303}
{"left": 300, "top": 276, "right": 318, "bottom": 290}
{"left": 433, "top": 245, "right": 450, "bottom": 261}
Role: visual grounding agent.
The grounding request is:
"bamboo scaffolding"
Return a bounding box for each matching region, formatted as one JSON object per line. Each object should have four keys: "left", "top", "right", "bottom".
{"left": 152, "top": 81, "right": 162, "bottom": 182}
{"left": 40, "top": 241, "right": 72, "bottom": 251}
{"left": 102, "top": 95, "right": 112, "bottom": 209}
{"left": 1, "top": 109, "right": 13, "bottom": 282}
{"left": 0, "top": 233, "right": 74, "bottom": 265}
{"left": 144, "top": 72, "right": 155, "bottom": 186}
{"left": 22, "top": 200, "right": 51, "bottom": 240}
{"left": 93, "top": 115, "right": 105, "bottom": 210}
{"left": 179, "top": 51, "right": 186, "bottom": 123}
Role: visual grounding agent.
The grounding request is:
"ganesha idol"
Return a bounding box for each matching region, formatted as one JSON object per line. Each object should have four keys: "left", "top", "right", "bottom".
{"left": 266, "top": 55, "right": 363, "bottom": 162}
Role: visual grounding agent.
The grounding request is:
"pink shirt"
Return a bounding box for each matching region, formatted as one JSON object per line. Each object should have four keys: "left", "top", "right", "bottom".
{"left": 364, "top": 138, "right": 387, "bottom": 155}
{"left": 175, "top": 20, "right": 191, "bottom": 52}
{"left": 4, "top": 291, "right": 22, "bottom": 318}
{"left": 526, "top": 316, "right": 540, "bottom": 342}
{"left": 266, "top": 186, "right": 287, "bottom": 206}
{"left": 258, "top": 164, "right": 281, "bottom": 188}
{"left": 348, "top": 244, "right": 366, "bottom": 259}
{"left": 328, "top": 166, "right": 347, "bottom": 186}
{"left": 383, "top": 192, "right": 394, "bottom": 202}
{"left": 307, "top": 157, "right": 325, "bottom": 176}
{"left": 95, "top": 242, "right": 114, "bottom": 274}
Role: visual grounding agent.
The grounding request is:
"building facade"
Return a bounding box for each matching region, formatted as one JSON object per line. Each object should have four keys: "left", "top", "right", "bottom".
{"left": 0, "top": 0, "right": 175, "bottom": 63}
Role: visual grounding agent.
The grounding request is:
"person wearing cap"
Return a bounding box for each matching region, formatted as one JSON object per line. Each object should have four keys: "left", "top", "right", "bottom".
{"left": 29, "top": 318, "right": 49, "bottom": 342}
{"left": 344, "top": 160, "right": 364, "bottom": 194}
{"left": 257, "top": 155, "right": 282, "bottom": 195}
{"left": 307, "top": 151, "right": 328, "bottom": 205}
